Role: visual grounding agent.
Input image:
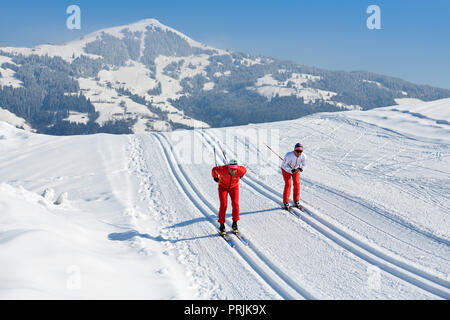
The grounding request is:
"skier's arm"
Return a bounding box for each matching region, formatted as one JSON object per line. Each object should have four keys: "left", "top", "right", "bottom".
{"left": 212, "top": 166, "right": 224, "bottom": 183}
{"left": 212, "top": 166, "right": 222, "bottom": 179}
{"left": 212, "top": 166, "right": 219, "bottom": 178}
{"left": 282, "top": 153, "right": 293, "bottom": 171}
{"left": 294, "top": 155, "right": 306, "bottom": 173}
{"left": 239, "top": 166, "right": 247, "bottom": 178}
{"left": 282, "top": 156, "right": 289, "bottom": 169}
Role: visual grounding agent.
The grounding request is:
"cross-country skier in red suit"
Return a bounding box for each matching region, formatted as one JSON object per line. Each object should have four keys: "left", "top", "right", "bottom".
{"left": 212, "top": 160, "right": 247, "bottom": 235}
{"left": 281, "top": 143, "right": 307, "bottom": 210}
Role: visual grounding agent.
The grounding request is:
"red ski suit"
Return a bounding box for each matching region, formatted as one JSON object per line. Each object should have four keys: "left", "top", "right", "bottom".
{"left": 282, "top": 169, "right": 301, "bottom": 204}
{"left": 211, "top": 165, "right": 247, "bottom": 224}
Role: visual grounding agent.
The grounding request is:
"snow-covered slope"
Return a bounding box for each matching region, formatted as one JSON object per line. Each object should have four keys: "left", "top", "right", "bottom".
{"left": 0, "top": 99, "right": 449, "bottom": 299}
{"left": 347, "top": 98, "right": 450, "bottom": 143}
{"left": 1, "top": 19, "right": 222, "bottom": 63}
{"left": 2, "top": 18, "right": 449, "bottom": 134}
{"left": 0, "top": 19, "right": 219, "bottom": 132}
{"left": 0, "top": 56, "right": 23, "bottom": 89}
{"left": 0, "top": 107, "right": 33, "bottom": 131}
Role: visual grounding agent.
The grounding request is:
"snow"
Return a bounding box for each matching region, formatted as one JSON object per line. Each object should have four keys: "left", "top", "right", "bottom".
{"left": 148, "top": 55, "right": 210, "bottom": 129}
{"left": 0, "top": 127, "right": 195, "bottom": 299}
{"left": 97, "top": 61, "right": 159, "bottom": 97}
{"left": 65, "top": 111, "right": 89, "bottom": 125}
{"left": 0, "top": 55, "right": 23, "bottom": 88}
{"left": 1, "top": 18, "right": 225, "bottom": 64}
{"left": 362, "top": 79, "right": 389, "bottom": 91}
{"left": 255, "top": 74, "right": 279, "bottom": 87}
{"left": 0, "top": 107, "right": 33, "bottom": 131}
{"left": 395, "top": 98, "right": 424, "bottom": 105}
{"left": 213, "top": 71, "right": 231, "bottom": 78}
{"left": 76, "top": 56, "right": 209, "bottom": 132}
{"left": 240, "top": 57, "right": 263, "bottom": 66}
{"left": 77, "top": 77, "right": 157, "bottom": 131}
{"left": 0, "top": 44, "right": 101, "bottom": 64}
{"left": 0, "top": 99, "right": 449, "bottom": 300}
{"left": 347, "top": 98, "right": 450, "bottom": 143}
{"left": 248, "top": 73, "right": 339, "bottom": 105}
{"left": 88, "top": 18, "right": 222, "bottom": 54}
{"left": 0, "top": 55, "right": 18, "bottom": 66}
{"left": 203, "top": 82, "right": 215, "bottom": 91}
{"left": 0, "top": 19, "right": 226, "bottom": 131}
{"left": 153, "top": 55, "right": 211, "bottom": 100}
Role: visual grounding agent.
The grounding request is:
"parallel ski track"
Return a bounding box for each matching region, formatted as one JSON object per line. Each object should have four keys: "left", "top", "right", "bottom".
{"left": 237, "top": 128, "right": 450, "bottom": 247}
{"left": 199, "top": 129, "right": 450, "bottom": 299}
{"left": 220, "top": 130, "right": 450, "bottom": 255}
{"left": 151, "top": 132, "right": 316, "bottom": 300}
{"left": 199, "top": 129, "right": 449, "bottom": 251}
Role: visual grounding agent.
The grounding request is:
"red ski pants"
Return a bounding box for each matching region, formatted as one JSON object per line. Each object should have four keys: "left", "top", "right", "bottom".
{"left": 282, "top": 169, "right": 301, "bottom": 204}
{"left": 218, "top": 185, "right": 240, "bottom": 224}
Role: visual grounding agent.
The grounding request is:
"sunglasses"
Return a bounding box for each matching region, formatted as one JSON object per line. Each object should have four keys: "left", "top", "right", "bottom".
{"left": 294, "top": 149, "right": 303, "bottom": 153}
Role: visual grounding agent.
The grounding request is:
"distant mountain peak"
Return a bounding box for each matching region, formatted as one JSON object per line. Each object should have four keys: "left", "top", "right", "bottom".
{"left": 66, "top": 18, "right": 214, "bottom": 53}
{"left": 1, "top": 18, "right": 450, "bottom": 135}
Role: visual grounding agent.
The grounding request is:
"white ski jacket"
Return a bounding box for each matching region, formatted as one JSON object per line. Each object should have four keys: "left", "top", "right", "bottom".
{"left": 281, "top": 151, "right": 307, "bottom": 173}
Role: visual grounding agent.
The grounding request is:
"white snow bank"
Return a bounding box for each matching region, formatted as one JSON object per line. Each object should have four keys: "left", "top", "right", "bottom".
{"left": 0, "top": 184, "right": 178, "bottom": 299}
{"left": 0, "top": 128, "right": 196, "bottom": 299}
{"left": 347, "top": 98, "right": 450, "bottom": 143}
{"left": 0, "top": 120, "right": 33, "bottom": 139}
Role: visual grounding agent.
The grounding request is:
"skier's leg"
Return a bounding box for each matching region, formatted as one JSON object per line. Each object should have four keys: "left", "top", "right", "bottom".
{"left": 229, "top": 186, "right": 240, "bottom": 223}
{"left": 292, "top": 171, "right": 301, "bottom": 202}
{"left": 218, "top": 186, "right": 228, "bottom": 224}
{"left": 282, "top": 169, "right": 292, "bottom": 203}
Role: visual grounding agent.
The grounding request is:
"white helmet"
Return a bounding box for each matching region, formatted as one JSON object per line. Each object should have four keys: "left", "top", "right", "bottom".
{"left": 228, "top": 160, "right": 238, "bottom": 169}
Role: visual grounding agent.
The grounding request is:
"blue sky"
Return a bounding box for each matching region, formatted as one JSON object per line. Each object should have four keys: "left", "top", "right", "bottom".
{"left": 1, "top": 0, "right": 449, "bottom": 89}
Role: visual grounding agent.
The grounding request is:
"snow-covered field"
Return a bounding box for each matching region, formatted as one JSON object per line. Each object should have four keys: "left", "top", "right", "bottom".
{"left": 247, "top": 73, "right": 339, "bottom": 105}
{"left": 0, "top": 99, "right": 449, "bottom": 299}
{"left": 0, "top": 107, "right": 32, "bottom": 131}
{"left": 0, "top": 56, "right": 23, "bottom": 89}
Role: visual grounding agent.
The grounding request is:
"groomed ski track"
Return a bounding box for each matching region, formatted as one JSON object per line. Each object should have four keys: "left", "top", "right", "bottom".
{"left": 124, "top": 127, "right": 449, "bottom": 299}
{"left": 198, "top": 129, "right": 450, "bottom": 299}
{"left": 152, "top": 132, "right": 315, "bottom": 300}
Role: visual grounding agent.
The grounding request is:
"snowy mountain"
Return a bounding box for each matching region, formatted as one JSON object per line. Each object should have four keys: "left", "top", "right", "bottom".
{"left": 0, "top": 98, "right": 449, "bottom": 299}
{"left": 1, "top": 18, "right": 450, "bottom": 134}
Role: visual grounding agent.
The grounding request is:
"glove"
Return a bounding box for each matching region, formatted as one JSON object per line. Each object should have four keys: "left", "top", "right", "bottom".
{"left": 291, "top": 168, "right": 299, "bottom": 174}
{"left": 214, "top": 177, "right": 219, "bottom": 183}
{"left": 299, "top": 168, "right": 303, "bottom": 173}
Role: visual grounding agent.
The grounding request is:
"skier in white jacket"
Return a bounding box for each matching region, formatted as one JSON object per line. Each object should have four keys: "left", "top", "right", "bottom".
{"left": 281, "top": 143, "right": 306, "bottom": 210}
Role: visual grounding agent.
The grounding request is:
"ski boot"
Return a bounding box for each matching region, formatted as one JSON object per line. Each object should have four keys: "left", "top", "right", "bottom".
{"left": 232, "top": 221, "right": 239, "bottom": 234}
{"left": 283, "top": 202, "right": 291, "bottom": 211}
{"left": 219, "top": 224, "right": 226, "bottom": 236}
{"left": 294, "top": 201, "right": 304, "bottom": 211}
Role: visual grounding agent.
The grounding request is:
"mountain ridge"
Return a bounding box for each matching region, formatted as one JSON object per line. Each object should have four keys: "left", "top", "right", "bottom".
{"left": 1, "top": 18, "right": 449, "bottom": 135}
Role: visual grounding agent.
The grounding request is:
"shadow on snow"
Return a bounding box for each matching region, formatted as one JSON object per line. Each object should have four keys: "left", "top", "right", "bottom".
{"left": 107, "top": 208, "right": 280, "bottom": 243}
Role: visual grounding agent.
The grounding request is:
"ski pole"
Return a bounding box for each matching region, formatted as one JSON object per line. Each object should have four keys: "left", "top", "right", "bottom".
{"left": 263, "top": 142, "right": 294, "bottom": 171}
{"left": 218, "top": 141, "right": 228, "bottom": 164}
{"left": 213, "top": 146, "right": 218, "bottom": 167}
{"left": 262, "top": 142, "right": 283, "bottom": 161}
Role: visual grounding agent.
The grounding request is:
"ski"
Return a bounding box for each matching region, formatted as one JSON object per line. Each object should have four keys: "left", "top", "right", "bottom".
{"left": 218, "top": 231, "right": 234, "bottom": 247}
{"left": 232, "top": 230, "right": 249, "bottom": 246}
{"left": 282, "top": 205, "right": 301, "bottom": 218}
{"left": 283, "top": 202, "right": 305, "bottom": 212}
